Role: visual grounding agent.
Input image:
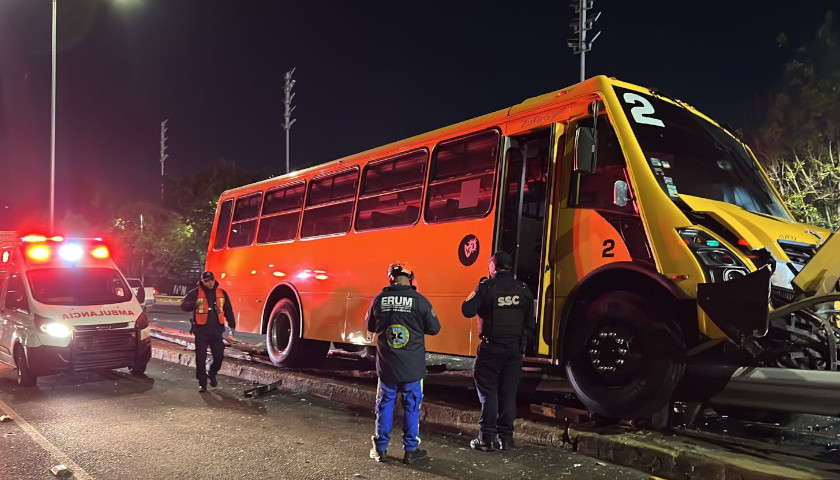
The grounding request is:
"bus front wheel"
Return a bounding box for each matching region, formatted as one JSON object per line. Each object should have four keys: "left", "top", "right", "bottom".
{"left": 266, "top": 299, "right": 329, "bottom": 367}
{"left": 565, "top": 290, "right": 685, "bottom": 420}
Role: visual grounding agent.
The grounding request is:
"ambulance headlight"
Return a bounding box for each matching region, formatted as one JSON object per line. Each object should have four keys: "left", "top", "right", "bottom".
{"left": 40, "top": 322, "right": 72, "bottom": 338}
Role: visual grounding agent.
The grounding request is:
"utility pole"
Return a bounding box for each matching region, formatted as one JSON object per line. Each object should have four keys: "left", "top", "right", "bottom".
{"left": 159, "top": 119, "right": 169, "bottom": 202}
{"left": 283, "top": 67, "right": 297, "bottom": 174}
{"left": 568, "top": 0, "right": 601, "bottom": 82}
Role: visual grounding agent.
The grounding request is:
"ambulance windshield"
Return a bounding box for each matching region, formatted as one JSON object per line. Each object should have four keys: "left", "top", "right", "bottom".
{"left": 614, "top": 86, "right": 790, "bottom": 220}
{"left": 27, "top": 268, "right": 132, "bottom": 306}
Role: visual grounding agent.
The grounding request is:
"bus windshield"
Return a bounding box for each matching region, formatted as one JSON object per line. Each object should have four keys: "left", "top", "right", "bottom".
{"left": 614, "top": 86, "right": 790, "bottom": 220}
{"left": 27, "top": 268, "right": 132, "bottom": 306}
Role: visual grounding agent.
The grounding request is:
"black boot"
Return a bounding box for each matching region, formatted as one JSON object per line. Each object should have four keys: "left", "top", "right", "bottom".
{"left": 403, "top": 449, "right": 428, "bottom": 464}
{"left": 469, "top": 438, "right": 494, "bottom": 452}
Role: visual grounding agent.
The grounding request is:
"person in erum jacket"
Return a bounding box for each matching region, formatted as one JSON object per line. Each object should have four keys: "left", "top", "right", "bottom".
{"left": 366, "top": 262, "right": 440, "bottom": 465}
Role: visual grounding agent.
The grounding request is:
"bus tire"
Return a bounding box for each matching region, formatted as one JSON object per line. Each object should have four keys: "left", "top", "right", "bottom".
{"left": 266, "top": 299, "right": 329, "bottom": 367}
{"left": 565, "top": 290, "right": 685, "bottom": 420}
{"left": 14, "top": 345, "right": 37, "bottom": 387}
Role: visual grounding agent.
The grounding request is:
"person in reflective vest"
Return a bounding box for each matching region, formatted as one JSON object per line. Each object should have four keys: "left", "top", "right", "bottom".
{"left": 461, "top": 250, "right": 534, "bottom": 452}
{"left": 180, "top": 270, "right": 236, "bottom": 392}
{"left": 366, "top": 262, "right": 440, "bottom": 465}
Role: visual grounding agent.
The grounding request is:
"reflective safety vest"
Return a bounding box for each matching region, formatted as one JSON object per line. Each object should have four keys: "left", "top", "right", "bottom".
{"left": 195, "top": 288, "right": 226, "bottom": 325}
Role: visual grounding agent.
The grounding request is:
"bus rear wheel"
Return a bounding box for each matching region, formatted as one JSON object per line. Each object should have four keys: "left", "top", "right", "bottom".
{"left": 565, "top": 290, "right": 685, "bottom": 420}
{"left": 14, "top": 345, "right": 37, "bottom": 387}
{"left": 266, "top": 299, "right": 329, "bottom": 367}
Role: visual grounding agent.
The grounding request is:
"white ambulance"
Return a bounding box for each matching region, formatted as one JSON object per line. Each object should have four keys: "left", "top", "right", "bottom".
{"left": 0, "top": 234, "right": 151, "bottom": 385}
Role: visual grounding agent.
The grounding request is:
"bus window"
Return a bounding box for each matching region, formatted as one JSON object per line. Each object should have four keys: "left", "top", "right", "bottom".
{"left": 301, "top": 168, "right": 359, "bottom": 238}
{"left": 212, "top": 200, "right": 234, "bottom": 250}
{"left": 571, "top": 117, "right": 633, "bottom": 213}
{"left": 228, "top": 192, "right": 263, "bottom": 248}
{"left": 425, "top": 130, "right": 499, "bottom": 223}
{"left": 258, "top": 181, "right": 305, "bottom": 243}
{"left": 356, "top": 150, "right": 427, "bottom": 231}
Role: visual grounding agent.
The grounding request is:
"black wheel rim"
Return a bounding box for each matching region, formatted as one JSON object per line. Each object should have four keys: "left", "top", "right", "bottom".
{"left": 586, "top": 323, "right": 642, "bottom": 385}
{"left": 270, "top": 313, "right": 292, "bottom": 355}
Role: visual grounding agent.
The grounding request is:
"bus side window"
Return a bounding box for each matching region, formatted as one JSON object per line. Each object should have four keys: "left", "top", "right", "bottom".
{"left": 212, "top": 200, "right": 234, "bottom": 250}
{"left": 355, "top": 150, "right": 427, "bottom": 231}
{"left": 228, "top": 192, "right": 263, "bottom": 248}
{"left": 258, "top": 181, "right": 305, "bottom": 243}
{"left": 301, "top": 168, "right": 359, "bottom": 238}
{"left": 571, "top": 117, "right": 632, "bottom": 212}
{"left": 425, "top": 130, "right": 499, "bottom": 223}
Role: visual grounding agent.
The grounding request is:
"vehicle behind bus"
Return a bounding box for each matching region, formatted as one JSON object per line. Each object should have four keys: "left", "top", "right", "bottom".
{"left": 204, "top": 76, "right": 840, "bottom": 420}
{"left": 0, "top": 234, "right": 151, "bottom": 385}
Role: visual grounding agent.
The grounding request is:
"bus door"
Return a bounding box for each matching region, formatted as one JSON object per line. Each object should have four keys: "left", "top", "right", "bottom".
{"left": 496, "top": 127, "right": 556, "bottom": 355}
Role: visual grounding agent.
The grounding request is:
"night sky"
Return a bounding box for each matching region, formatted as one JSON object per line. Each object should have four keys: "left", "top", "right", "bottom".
{"left": 0, "top": 0, "right": 835, "bottom": 229}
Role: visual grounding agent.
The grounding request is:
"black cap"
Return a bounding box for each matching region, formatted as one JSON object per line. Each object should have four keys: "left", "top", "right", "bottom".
{"left": 201, "top": 271, "right": 215, "bottom": 281}
{"left": 490, "top": 251, "right": 513, "bottom": 270}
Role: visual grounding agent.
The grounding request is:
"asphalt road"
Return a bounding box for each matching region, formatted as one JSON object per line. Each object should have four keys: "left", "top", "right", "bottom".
{"left": 0, "top": 358, "right": 648, "bottom": 480}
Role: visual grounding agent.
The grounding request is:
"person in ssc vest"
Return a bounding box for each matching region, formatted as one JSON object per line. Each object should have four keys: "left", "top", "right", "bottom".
{"left": 461, "top": 250, "right": 534, "bottom": 452}
{"left": 180, "top": 271, "right": 236, "bottom": 392}
{"left": 366, "top": 262, "right": 441, "bottom": 465}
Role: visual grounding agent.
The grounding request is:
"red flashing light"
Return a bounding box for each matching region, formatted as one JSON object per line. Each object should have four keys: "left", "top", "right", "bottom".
{"left": 26, "top": 245, "right": 51, "bottom": 261}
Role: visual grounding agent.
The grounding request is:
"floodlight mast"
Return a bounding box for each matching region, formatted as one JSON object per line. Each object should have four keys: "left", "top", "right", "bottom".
{"left": 568, "top": 0, "right": 601, "bottom": 82}
{"left": 283, "top": 68, "right": 297, "bottom": 174}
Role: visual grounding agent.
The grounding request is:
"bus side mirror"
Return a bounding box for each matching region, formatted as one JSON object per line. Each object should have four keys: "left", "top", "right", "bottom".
{"left": 613, "top": 180, "right": 629, "bottom": 207}
{"left": 574, "top": 126, "right": 597, "bottom": 174}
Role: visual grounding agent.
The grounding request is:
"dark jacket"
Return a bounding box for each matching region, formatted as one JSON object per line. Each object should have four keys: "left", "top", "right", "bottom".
{"left": 180, "top": 283, "right": 236, "bottom": 336}
{"left": 461, "top": 271, "right": 535, "bottom": 346}
{"left": 366, "top": 284, "right": 440, "bottom": 383}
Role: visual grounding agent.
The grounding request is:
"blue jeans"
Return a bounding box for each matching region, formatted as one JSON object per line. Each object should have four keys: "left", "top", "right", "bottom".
{"left": 373, "top": 379, "right": 423, "bottom": 452}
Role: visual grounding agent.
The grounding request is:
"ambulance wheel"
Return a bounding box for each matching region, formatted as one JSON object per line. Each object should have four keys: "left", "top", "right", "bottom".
{"left": 565, "top": 290, "right": 685, "bottom": 420}
{"left": 130, "top": 363, "right": 148, "bottom": 375}
{"left": 14, "top": 345, "right": 37, "bottom": 387}
{"left": 266, "top": 298, "right": 329, "bottom": 367}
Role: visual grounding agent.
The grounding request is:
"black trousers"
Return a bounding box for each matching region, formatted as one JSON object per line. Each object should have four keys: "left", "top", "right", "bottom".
{"left": 194, "top": 333, "right": 225, "bottom": 387}
{"left": 472, "top": 339, "right": 522, "bottom": 442}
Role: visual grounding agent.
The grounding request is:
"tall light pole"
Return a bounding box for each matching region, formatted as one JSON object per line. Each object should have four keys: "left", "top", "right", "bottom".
{"left": 50, "top": 0, "right": 57, "bottom": 234}
{"left": 160, "top": 119, "right": 169, "bottom": 202}
{"left": 283, "top": 67, "right": 296, "bottom": 174}
{"left": 567, "top": 0, "right": 601, "bottom": 82}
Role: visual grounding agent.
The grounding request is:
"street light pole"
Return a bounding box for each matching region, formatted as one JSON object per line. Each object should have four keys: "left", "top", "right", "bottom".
{"left": 283, "top": 67, "right": 296, "bottom": 174}
{"left": 50, "top": 0, "right": 57, "bottom": 234}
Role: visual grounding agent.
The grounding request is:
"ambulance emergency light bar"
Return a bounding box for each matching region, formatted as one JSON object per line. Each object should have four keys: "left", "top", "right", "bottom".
{"left": 20, "top": 234, "right": 110, "bottom": 263}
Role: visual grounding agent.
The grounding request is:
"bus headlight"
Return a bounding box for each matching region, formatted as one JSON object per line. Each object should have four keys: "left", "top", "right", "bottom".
{"left": 40, "top": 322, "right": 72, "bottom": 338}
{"left": 678, "top": 228, "right": 750, "bottom": 283}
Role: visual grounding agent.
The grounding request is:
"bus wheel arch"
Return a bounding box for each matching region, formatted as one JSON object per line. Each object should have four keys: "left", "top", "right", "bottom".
{"left": 14, "top": 343, "right": 37, "bottom": 387}
{"left": 561, "top": 266, "right": 689, "bottom": 420}
{"left": 263, "top": 286, "right": 329, "bottom": 367}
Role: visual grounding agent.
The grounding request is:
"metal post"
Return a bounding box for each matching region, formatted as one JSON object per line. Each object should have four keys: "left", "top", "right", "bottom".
{"left": 160, "top": 119, "right": 169, "bottom": 202}
{"left": 50, "top": 0, "right": 57, "bottom": 234}
{"left": 283, "top": 68, "right": 296, "bottom": 174}
{"left": 568, "top": 0, "right": 600, "bottom": 82}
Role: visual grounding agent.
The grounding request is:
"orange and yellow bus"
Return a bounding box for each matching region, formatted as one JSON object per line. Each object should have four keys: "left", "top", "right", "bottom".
{"left": 205, "top": 76, "right": 840, "bottom": 419}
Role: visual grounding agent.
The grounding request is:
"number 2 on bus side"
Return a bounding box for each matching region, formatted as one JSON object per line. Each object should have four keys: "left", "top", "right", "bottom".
{"left": 602, "top": 239, "right": 615, "bottom": 258}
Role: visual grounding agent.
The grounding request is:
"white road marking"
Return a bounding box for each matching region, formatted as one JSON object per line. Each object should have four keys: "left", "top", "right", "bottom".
{"left": 0, "top": 397, "right": 96, "bottom": 480}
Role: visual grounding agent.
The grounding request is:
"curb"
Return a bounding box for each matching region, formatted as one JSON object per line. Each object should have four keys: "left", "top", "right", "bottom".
{"left": 150, "top": 338, "right": 837, "bottom": 480}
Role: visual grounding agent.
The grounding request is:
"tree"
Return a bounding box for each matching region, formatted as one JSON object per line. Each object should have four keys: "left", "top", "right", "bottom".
{"left": 751, "top": 10, "right": 840, "bottom": 164}
{"left": 107, "top": 201, "right": 194, "bottom": 283}
{"left": 163, "top": 157, "right": 269, "bottom": 268}
{"left": 750, "top": 10, "right": 840, "bottom": 230}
